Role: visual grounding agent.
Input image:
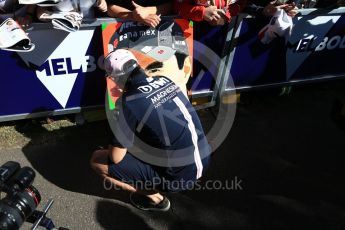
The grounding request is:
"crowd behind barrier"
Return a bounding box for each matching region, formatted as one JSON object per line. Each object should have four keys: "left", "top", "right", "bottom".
{"left": 1, "top": 0, "right": 345, "bottom": 121}
{"left": 1, "top": 0, "right": 343, "bottom": 30}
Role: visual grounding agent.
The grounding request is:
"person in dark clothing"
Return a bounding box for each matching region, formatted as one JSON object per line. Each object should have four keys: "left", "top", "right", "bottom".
{"left": 90, "top": 49, "right": 211, "bottom": 211}
{"left": 0, "top": 0, "right": 36, "bottom": 27}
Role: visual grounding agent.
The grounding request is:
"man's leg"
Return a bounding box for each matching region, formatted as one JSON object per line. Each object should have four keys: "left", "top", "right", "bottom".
{"left": 90, "top": 149, "right": 136, "bottom": 192}
{"left": 90, "top": 149, "right": 166, "bottom": 205}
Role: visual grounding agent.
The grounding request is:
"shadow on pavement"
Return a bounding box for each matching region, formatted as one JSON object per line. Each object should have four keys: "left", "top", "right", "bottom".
{"left": 96, "top": 200, "right": 153, "bottom": 230}
{"left": 169, "top": 83, "right": 345, "bottom": 229}
{"left": 17, "top": 119, "right": 128, "bottom": 202}
{"left": 16, "top": 81, "right": 345, "bottom": 229}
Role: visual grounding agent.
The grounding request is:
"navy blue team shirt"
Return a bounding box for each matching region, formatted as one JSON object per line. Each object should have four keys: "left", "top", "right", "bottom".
{"left": 111, "top": 68, "right": 211, "bottom": 181}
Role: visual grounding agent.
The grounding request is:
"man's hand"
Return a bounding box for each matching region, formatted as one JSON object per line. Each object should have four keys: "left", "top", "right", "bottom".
{"left": 263, "top": 2, "right": 298, "bottom": 17}
{"left": 262, "top": 3, "right": 277, "bottom": 17}
{"left": 96, "top": 0, "right": 107, "bottom": 12}
{"left": 281, "top": 3, "right": 298, "bottom": 17}
{"left": 132, "top": 1, "right": 152, "bottom": 22}
{"left": 203, "top": 5, "right": 221, "bottom": 22}
{"left": 141, "top": 14, "right": 161, "bottom": 27}
{"left": 209, "top": 9, "right": 226, "bottom": 26}
{"left": 16, "top": 15, "right": 33, "bottom": 29}
{"left": 132, "top": 1, "right": 161, "bottom": 27}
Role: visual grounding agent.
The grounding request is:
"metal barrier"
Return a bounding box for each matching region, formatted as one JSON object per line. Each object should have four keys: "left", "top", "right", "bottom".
{"left": 0, "top": 17, "right": 224, "bottom": 122}
{"left": 1, "top": 7, "right": 345, "bottom": 122}
{"left": 221, "top": 7, "right": 345, "bottom": 94}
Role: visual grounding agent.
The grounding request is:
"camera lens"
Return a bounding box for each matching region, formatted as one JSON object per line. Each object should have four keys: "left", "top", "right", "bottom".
{"left": 0, "top": 185, "right": 41, "bottom": 230}
{"left": 9, "top": 167, "right": 36, "bottom": 191}
{"left": 0, "top": 162, "right": 20, "bottom": 185}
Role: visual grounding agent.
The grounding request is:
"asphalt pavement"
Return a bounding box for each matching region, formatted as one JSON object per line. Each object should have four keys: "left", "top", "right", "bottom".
{"left": 1, "top": 80, "right": 345, "bottom": 230}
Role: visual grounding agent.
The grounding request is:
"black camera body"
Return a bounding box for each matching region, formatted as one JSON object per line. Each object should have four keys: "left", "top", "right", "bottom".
{"left": 0, "top": 161, "right": 41, "bottom": 230}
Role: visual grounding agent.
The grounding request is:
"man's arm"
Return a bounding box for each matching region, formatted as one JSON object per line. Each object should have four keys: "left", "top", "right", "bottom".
{"left": 142, "top": 2, "right": 173, "bottom": 15}
{"left": 16, "top": 5, "right": 36, "bottom": 27}
{"left": 110, "top": 146, "right": 127, "bottom": 164}
{"left": 228, "top": 0, "right": 248, "bottom": 17}
{"left": 107, "top": 2, "right": 164, "bottom": 27}
{"left": 174, "top": 0, "right": 206, "bottom": 21}
{"left": 174, "top": 0, "right": 224, "bottom": 23}
{"left": 243, "top": 1, "right": 298, "bottom": 17}
{"left": 107, "top": 2, "right": 172, "bottom": 18}
{"left": 107, "top": 4, "right": 134, "bottom": 19}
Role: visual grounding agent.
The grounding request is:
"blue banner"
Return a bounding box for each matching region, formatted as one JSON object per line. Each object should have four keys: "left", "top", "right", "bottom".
{"left": 0, "top": 25, "right": 105, "bottom": 118}
{"left": 227, "top": 12, "right": 345, "bottom": 89}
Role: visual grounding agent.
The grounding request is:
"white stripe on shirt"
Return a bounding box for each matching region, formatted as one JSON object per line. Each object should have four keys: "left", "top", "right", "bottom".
{"left": 173, "top": 97, "right": 203, "bottom": 179}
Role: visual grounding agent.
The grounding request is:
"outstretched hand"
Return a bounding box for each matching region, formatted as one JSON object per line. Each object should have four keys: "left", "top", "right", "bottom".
{"left": 280, "top": 2, "right": 298, "bottom": 17}
{"left": 263, "top": 2, "right": 298, "bottom": 18}
{"left": 203, "top": 5, "right": 221, "bottom": 22}
{"left": 131, "top": 1, "right": 161, "bottom": 27}
{"left": 209, "top": 9, "right": 227, "bottom": 26}
{"left": 142, "top": 14, "right": 161, "bottom": 27}
{"left": 132, "top": 1, "right": 151, "bottom": 19}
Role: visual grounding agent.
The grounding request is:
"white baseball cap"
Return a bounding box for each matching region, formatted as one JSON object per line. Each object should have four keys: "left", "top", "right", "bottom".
{"left": 104, "top": 49, "right": 138, "bottom": 81}
{"left": 258, "top": 9, "right": 293, "bottom": 44}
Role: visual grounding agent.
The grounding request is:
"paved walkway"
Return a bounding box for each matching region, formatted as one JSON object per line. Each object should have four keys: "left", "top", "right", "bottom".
{"left": 1, "top": 81, "right": 345, "bottom": 230}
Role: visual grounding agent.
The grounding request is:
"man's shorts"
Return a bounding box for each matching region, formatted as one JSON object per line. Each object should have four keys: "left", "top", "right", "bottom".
{"left": 108, "top": 153, "right": 211, "bottom": 192}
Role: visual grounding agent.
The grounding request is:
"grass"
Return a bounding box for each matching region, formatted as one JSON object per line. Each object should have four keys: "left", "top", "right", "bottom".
{"left": 0, "top": 118, "right": 77, "bottom": 150}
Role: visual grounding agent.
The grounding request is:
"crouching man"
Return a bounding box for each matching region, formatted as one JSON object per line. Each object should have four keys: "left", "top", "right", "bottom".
{"left": 90, "top": 49, "right": 211, "bottom": 211}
